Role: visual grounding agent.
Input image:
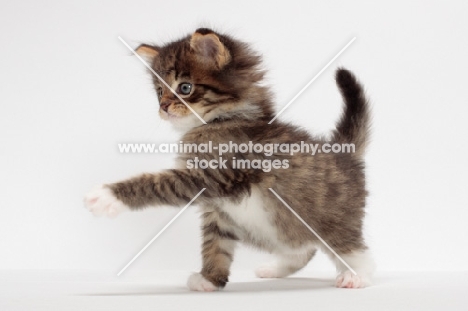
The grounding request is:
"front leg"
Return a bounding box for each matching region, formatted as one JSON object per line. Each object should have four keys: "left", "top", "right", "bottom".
{"left": 187, "top": 209, "right": 238, "bottom": 291}
{"left": 84, "top": 170, "right": 207, "bottom": 217}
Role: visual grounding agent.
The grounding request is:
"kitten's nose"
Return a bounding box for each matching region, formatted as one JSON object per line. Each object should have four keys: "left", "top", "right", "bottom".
{"left": 160, "top": 101, "right": 171, "bottom": 112}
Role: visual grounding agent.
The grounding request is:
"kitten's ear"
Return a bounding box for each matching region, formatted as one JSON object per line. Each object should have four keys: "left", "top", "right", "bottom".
{"left": 135, "top": 44, "right": 159, "bottom": 64}
{"left": 190, "top": 30, "right": 231, "bottom": 69}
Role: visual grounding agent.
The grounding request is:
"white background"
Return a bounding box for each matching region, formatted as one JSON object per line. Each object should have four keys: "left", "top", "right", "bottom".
{"left": 1, "top": 0, "right": 467, "bottom": 275}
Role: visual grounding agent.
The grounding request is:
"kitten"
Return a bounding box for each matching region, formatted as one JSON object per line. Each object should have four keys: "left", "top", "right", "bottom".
{"left": 84, "top": 28, "right": 375, "bottom": 291}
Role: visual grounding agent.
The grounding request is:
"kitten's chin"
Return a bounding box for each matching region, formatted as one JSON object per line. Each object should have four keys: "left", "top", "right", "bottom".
{"left": 160, "top": 112, "right": 204, "bottom": 132}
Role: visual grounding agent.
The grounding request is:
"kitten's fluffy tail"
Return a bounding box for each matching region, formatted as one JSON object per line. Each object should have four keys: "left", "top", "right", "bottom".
{"left": 333, "top": 68, "right": 370, "bottom": 159}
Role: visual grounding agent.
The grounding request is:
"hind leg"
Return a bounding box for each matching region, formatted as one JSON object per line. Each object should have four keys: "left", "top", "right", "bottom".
{"left": 332, "top": 249, "right": 376, "bottom": 288}
{"left": 255, "top": 245, "right": 317, "bottom": 278}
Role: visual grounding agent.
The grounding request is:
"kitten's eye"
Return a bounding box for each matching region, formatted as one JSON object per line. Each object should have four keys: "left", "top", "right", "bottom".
{"left": 178, "top": 83, "right": 192, "bottom": 95}
{"left": 157, "top": 88, "right": 163, "bottom": 99}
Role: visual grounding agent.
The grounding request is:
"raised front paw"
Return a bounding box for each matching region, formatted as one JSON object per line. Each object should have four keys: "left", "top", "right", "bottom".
{"left": 84, "top": 184, "right": 129, "bottom": 218}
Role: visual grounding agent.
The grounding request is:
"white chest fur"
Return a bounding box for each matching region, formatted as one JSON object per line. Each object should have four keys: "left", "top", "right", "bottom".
{"left": 220, "top": 188, "right": 280, "bottom": 250}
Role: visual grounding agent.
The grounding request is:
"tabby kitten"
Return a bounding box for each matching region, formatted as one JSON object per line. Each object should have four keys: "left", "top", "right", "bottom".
{"left": 85, "top": 28, "right": 375, "bottom": 291}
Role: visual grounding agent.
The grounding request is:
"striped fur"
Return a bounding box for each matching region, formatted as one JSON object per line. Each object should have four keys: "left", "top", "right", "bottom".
{"left": 86, "top": 28, "right": 375, "bottom": 290}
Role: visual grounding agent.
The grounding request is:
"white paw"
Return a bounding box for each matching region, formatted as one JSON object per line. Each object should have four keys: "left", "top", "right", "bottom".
{"left": 335, "top": 271, "right": 371, "bottom": 289}
{"left": 255, "top": 262, "right": 284, "bottom": 278}
{"left": 84, "top": 184, "right": 129, "bottom": 218}
{"left": 187, "top": 273, "right": 218, "bottom": 292}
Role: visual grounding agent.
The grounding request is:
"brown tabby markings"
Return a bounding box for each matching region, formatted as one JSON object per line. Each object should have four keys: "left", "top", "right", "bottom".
{"left": 106, "top": 28, "right": 372, "bottom": 288}
{"left": 199, "top": 207, "right": 238, "bottom": 287}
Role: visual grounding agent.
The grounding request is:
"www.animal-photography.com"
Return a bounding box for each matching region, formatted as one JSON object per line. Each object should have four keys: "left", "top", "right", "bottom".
{"left": 1, "top": 1, "right": 467, "bottom": 310}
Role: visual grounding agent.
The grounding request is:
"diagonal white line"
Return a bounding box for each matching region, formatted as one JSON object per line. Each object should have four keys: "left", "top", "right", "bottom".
{"left": 268, "top": 37, "right": 356, "bottom": 124}
{"left": 268, "top": 188, "right": 357, "bottom": 275}
{"left": 117, "top": 188, "right": 206, "bottom": 276}
{"left": 118, "top": 36, "right": 207, "bottom": 125}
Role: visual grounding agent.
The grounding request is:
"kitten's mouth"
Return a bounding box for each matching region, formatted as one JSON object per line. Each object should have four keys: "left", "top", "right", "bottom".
{"left": 161, "top": 110, "right": 181, "bottom": 120}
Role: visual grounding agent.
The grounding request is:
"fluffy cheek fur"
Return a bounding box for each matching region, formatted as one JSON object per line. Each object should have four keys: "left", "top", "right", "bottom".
{"left": 162, "top": 101, "right": 262, "bottom": 126}
{"left": 159, "top": 100, "right": 251, "bottom": 129}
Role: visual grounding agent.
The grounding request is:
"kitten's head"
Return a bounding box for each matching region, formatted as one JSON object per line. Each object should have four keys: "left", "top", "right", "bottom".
{"left": 136, "top": 28, "right": 273, "bottom": 129}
